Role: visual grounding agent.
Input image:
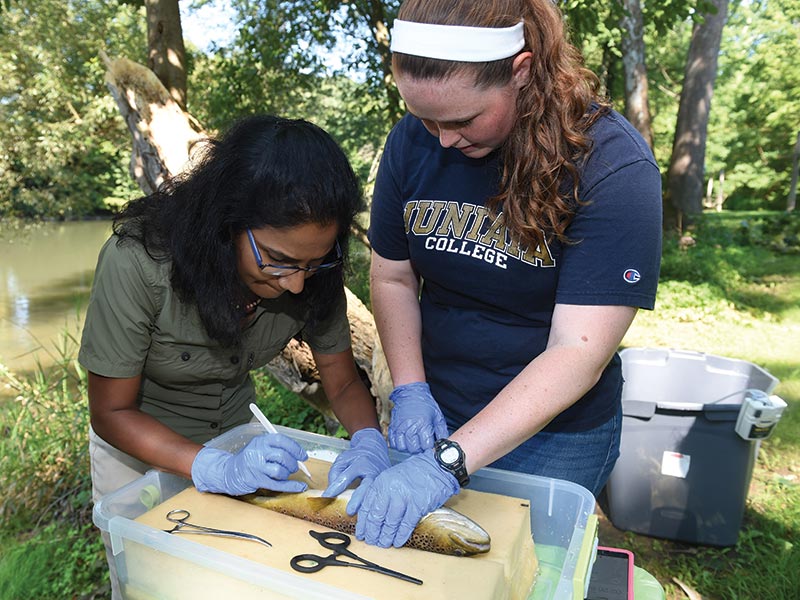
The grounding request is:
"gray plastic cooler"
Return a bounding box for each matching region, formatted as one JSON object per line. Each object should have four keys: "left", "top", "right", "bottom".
{"left": 605, "top": 348, "right": 780, "bottom": 546}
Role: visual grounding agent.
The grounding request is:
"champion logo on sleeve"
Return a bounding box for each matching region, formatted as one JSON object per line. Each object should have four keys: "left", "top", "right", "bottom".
{"left": 623, "top": 269, "right": 641, "bottom": 284}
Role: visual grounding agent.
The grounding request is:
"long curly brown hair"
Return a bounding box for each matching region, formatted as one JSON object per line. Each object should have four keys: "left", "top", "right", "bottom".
{"left": 393, "top": 0, "right": 608, "bottom": 247}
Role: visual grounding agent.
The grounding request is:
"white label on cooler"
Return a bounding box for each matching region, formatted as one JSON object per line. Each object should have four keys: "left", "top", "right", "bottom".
{"left": 661, "top": 451, "right": 691, "bottom": 478}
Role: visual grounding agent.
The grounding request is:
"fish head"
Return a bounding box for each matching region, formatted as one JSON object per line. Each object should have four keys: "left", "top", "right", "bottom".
{"left": 445, "top": 525, "right": 491, "bottom": 556}
{"left": 418, "top": 508, "right": 491, "bottom": 556}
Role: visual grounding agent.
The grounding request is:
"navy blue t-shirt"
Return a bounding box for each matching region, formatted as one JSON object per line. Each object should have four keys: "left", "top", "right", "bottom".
{"left": 369, "top": 109, "right": 662, "bottom": 432}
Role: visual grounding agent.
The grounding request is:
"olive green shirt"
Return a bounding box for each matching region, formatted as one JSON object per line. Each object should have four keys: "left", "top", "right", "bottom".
{"left": 79, "top": 236, "right": 351, "bottom": 443}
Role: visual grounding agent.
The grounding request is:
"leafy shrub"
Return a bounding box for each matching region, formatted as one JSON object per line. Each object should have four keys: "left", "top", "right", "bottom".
{"left": 736, "top": 212, "right": 800, "bottom": 253}
{"left": 652, "top": 280, "right": 742, "bottom": 323}
{"left": 660, "top": 231, "right": 744, "bottom": 294}
{"left": 661, "top": 211, "right": 800, "bottom": 290}
{"left": 0, "top": 523, "right": 106, "bottom": 600}
{"left": 0, "top": 334, "right": 92, "bottom": 532}
{"left": 251, "top": 369, "right": 346, "bottom": 436}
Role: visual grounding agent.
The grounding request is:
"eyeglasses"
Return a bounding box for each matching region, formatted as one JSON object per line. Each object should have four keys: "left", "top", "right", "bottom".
{"left": 246, "top": 228, "right": 343, "bottom": 278}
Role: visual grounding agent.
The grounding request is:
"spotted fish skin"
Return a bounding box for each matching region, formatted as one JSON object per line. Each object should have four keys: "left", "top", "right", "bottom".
{"left": 241, "top": 489, "right": 491, "bottom": 556}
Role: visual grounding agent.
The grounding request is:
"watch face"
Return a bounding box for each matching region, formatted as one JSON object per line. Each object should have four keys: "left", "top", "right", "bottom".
{"left": 440, "top": 446, "right": 460, "bottom": 465}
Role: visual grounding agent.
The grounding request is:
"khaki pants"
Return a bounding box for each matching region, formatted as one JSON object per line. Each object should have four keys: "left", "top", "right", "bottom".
{"left": 89, "top": 427, "right": 150, "bottom": 600}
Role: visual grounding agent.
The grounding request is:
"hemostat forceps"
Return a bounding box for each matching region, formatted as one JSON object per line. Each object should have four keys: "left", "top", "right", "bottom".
{"left": 291, "top": 530, "right": 422, "bottom": 585}
{"left": 163, "top": 508, "right": 272, "bottom": 548}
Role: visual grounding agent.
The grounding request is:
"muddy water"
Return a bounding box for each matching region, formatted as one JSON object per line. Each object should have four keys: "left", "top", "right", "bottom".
{"left": 0, "top": 221, "right": 112, "bottom": 380}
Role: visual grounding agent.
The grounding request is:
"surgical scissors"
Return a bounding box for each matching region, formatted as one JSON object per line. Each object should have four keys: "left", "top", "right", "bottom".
{"left": 163, "top": 508, "right": 272, "bottom": 548}
{"left": 290, "top": 530, "right": 423, "bottom": 585}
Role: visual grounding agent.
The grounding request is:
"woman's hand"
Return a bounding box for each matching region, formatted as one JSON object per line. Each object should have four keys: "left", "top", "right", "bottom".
{"left": 322, "top": 427, "right": 391, "bottom": 498}
{"left": 387, "top": 382, "right": 449, "bottom": 453}
{"left": 348, "top": 450, "right": 459, "bottom": 548}
{"left": 191, "top": 433, "right": 309, "bottom": 495}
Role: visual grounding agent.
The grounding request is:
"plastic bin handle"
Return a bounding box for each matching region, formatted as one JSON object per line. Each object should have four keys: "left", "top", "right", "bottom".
{"left": 621, "top": 400, "right": 656, "bottom": 419}
{"left": 656, "top": 401, "right": 705, "bottom": 411}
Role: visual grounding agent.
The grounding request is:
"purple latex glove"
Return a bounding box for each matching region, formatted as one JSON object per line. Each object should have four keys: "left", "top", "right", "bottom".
{"left": 191, "top": 433, "right": 308, "bottom": 496}
{"left": 387, "top": 382, "right": 449, "bottom": 454}
{"left": 350, "top": 450, "right": 459, "bottom": 548}
{"left": 321, "top": 428, "right": 391, "bottom": 501}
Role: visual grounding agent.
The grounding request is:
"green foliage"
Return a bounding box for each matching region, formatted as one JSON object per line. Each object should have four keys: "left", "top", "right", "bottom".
{"left": 658, "top": 212, "right": 800, "bottom": 327}
{"left": 0, "top": 333, "right": 91, "bottom": 531}
{"left": 734, "top": 212, "right": 800, "bottom": 254}
{"left": 0, "top": 0, "right": 144, "bottom": 218}
{"left": 0, "top": 523, "right": 107, "bottom": 600}
{"left": 651, "top": 279, "right": 738, "bottom": 323}
{"left": 617, "top": 0, "right": 800, "bottom": 211}
{"left": 251, "top": 369, "right": 330, "bottom": 434}
{"left": 345, "top": 235, "right": 372, "bottom": 307}
{"left": 2, "top": 0, "right": 798, "bottom": 219}
{"left": 705, "top": 0, "right": 800, "bottom": 211}
{"left": 660, "top": 224, "right": 745, "bottom": 292}
{"left": 221, "top": 0, "right": 402, "bottom": 120}
{"left": 187, "top": 25, "right": 392, "bottom": 184}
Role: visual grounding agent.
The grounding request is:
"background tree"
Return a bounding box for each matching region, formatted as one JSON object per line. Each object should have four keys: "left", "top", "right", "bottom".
{"left": 619, "top": 0, "right": 654, "bottom": 149}
{"left": 667, "top": 0, "right": 730, "bottom": 229}
{"left": 789, "top": 132, "right": 799, "bottom": 212}
{"left": 705, "top": 0, "right": 800, "bottom": 212}
{"left": 218, "top": 0, "right": 401, "bottom": 122}
{"left": 184, "top": 1, "right": 396, "bottom": 185}
{"left": 567, "top": 0, "right": 704, "bottom": 152}
{"left": 0, "top": 0, "right": 144, "bottom": 218}
{"left": 145, "top": 0, "right": 187, "bottom": 108}
{"left": 3, "top": 0, "right": 799, "bottom": 222}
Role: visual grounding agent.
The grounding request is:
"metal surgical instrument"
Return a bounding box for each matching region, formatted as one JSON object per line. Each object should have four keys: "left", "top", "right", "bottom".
{"left": 163, "top": 508, "right": 272, "bottom": 548}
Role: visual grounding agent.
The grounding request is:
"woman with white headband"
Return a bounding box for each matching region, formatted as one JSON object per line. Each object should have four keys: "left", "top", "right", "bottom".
{"left": 322, "top": 0, "right": 662, "bottom": 549}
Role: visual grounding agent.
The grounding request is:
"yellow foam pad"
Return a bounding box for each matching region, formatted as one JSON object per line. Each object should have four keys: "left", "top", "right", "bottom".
{"left": 126, "top": 458, "right": 537, "bottom": 599}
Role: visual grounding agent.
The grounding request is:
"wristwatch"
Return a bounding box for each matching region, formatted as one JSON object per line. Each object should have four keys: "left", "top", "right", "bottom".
{"left": 433, "top": 438, "right": 470, "bottom": 487}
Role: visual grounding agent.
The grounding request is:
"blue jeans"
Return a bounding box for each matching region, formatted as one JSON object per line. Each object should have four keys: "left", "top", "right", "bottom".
{"left": 486, "top": 404, "right": 622, "bottom": 497}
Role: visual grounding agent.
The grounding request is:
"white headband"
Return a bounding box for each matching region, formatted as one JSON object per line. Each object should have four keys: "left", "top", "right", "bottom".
{"left": 390, "top": 19, "right": 526, "bottom": 63}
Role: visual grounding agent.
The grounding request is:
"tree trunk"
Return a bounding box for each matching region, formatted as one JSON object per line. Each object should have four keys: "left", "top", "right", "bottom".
{"left": 619, "top": 0, "right": 654, "bottom": 150}
{"left": 667, "top": 0, "right": 729, "bottom": 227}
{"left": 788, "top": 131, "right": 799, "bottom": 212}
{"left": 99, "top": 52, "right": 204, "bottom": 194}
{"left": 598, "top": 43, "right": 615, "bottom": 100}
{"left": 101, "top": 53, "right": 393, "bottom": 434}
{"left": 145, "top": 0, "right": 187, "bottom": 110}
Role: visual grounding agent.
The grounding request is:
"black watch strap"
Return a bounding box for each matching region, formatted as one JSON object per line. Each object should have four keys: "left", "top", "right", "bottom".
{"left": 434, "top": 438, "right": 470, "bottom": 487}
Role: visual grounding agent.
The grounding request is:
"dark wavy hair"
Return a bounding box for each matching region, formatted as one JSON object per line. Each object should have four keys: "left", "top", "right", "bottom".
{"left": 113, "top": 115, "right": 363, "bottom": 347}
{"left": 393, "top": 0, "right": 609, "bottom": 247}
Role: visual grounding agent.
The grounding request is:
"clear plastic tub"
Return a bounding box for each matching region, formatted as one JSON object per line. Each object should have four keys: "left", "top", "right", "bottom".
{"left": 94, "top": 423, "right": 597, "bottom": 599}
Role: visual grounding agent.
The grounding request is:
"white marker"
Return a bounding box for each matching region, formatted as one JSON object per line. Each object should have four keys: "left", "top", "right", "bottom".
{"left": 249, "top": 403, "right": 314, "bottom": 481}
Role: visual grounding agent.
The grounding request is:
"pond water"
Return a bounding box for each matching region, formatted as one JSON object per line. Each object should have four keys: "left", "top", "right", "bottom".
{"left": 0, "top": 220, "right": 112, "bottom": 376}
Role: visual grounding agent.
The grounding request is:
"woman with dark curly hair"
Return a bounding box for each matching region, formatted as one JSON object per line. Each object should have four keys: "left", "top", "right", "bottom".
{"left": 80, "top": 115, "right": 388, "bottom": 597}
{"left": 322, "top": 0, "right": 662, "bottom": 549}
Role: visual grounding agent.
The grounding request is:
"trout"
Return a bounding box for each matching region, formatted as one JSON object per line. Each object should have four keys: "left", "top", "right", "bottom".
{"left": 241, "top": 488, "right": 491, "bottom": 556}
